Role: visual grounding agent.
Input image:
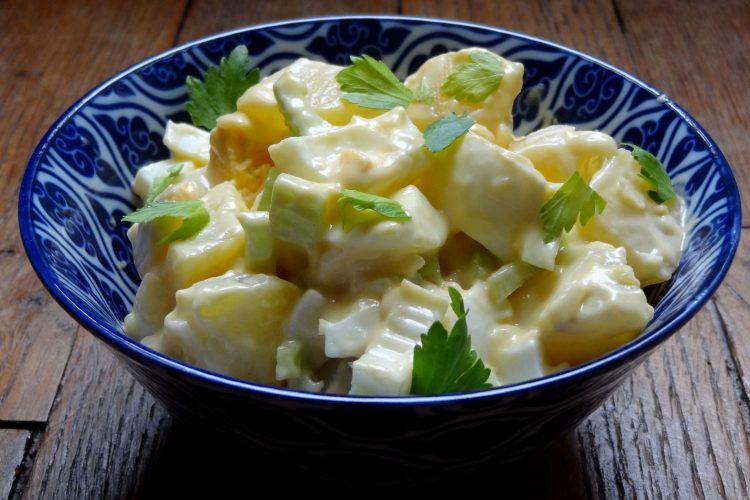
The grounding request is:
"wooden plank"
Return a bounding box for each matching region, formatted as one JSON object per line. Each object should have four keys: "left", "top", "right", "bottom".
{"left": 580, "top": 308, "right": 750, "bottom": 499}
{"left": 21, "top": 331, "right": 170, "bottom": 500}
{"left": 0, "top": 0, "right": 185, "bottom": 423}
{"left": 0, "top": 429, "right": 31, "bottom": 500}
{"left": 175, "top": 0, "right": 400, "bottom": 44}
{"left": 713, "top": 230, "right": 750, "bottom": 398}
{"left": 615, "top": 0, "right": 750, "bottom": 220}
{"left": 402, "top": 0, "right": 634, "bottom": 70}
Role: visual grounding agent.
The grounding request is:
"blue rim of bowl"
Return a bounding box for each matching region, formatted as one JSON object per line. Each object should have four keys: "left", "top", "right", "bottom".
{"left": 19, "top": 15, "right": 742, "bottom": 406}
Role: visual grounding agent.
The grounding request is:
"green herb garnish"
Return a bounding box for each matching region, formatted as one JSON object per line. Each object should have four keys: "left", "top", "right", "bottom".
{"left": 623, "top": 144, "right": 676, "bottom": 204}
{"left": 123, "top": 167, "right": 208, "bottom": 244}
{"left": 186, "top": 45, "right": 260, "bottom": 130}
{"left": 410, "top": 287, "right": 492, "bottom": 395}
{"left": 336, "top": 54, "right": 414, "bottom": 110}
{"left": 337, "top": 189, "right": 411, "bottom": 230}
{"left": 146, "top": 164, "right": 183, "bottom": 204}
{"left": 440, "top": 51, "right": 505, "bottom": 103}
{"left": 413, "top": 77, "right": 434, "bottom": 104}
{"left": 540, "top": 171, "right": 606, "bottom": 243}
{"left": 423, "top": 112, "right": 475, "bottom": 153}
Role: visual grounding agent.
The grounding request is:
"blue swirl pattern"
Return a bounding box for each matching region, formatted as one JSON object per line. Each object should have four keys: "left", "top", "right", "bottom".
{"left": 19, "top": 17, "right": 741, "bottom": 477}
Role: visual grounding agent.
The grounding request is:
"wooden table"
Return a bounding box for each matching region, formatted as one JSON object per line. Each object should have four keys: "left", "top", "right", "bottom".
{"left": 2, "top": 0, "right": 749, "bottom": 497}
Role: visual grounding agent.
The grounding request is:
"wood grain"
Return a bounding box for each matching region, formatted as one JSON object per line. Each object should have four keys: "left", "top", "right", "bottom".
{"left": 714, "top": 231, "right": 750, "bottom": 401}
{"left": 402, "top": 0, "right": 633, "bottom": 70}
{"left": 580, "top": 307, "right": 750, "bottom": 499}
{"left": 21, "top": 331, "right": 170, "bottom": 500}
{"left": 0, "top": 0, "right": 186, "bottom": 422}
{"left": 0, "top": 430, "right": 30, "bottom": 500}
{"left": 176, "top": 0, "right": 400, "bottom": 44}
{"left": 2, "top": 0, "right": 748, "bottom": 498}
{"left": 615, "top": 0, "right": 750, "bottom": 221}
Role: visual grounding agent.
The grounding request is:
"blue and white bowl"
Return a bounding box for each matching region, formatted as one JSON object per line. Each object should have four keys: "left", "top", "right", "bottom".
{"left": 18, "top": 16, "right": 741, "bottom": 479}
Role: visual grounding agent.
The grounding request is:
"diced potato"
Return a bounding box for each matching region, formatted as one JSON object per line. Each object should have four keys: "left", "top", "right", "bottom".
{"left": 143, "top": 272, "right": 301, "bottom": 385}
{"left": 267, "top": 57, "right": 381, "bottom": 130}
{"left": 577, "top": 149, "right": 685, "bottom": 285}
{"left": 509, "top": 125, "right": 617, "bottom": 182}
{"left": 207, "top": 111, "right": 273, "bottom": 203}
{"left": 512, "top": 241, "right": 653, "bottom": 366}
{"left": 404, "top": 48, "right": 524, "bottom": 147}
{"left": 165, "top": 182, "right": 247, "bottom": 290}
{"left": 425, "top": 131, "right": 556, "bottom": 269}
{"left": 268, "top": 107, "right": 428, "bottom": 195}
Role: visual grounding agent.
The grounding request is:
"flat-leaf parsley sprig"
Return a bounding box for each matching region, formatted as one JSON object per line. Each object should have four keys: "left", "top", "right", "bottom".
{"left": 336, "top": 54, "right": 414, "bottom": 110}
{"left": 410, "top": 287, "right": 492, "bottom": 395}
{"left": 540, "top": 171, "right": 606, "bottom": 243}
{"left": 337, "top": 189, "right": 411, "bottom": 231}
{"left": 440, "top": 51, "right": 505, "bottom": 103}
{"left": 423, "top": 112, "right": 475, "bottom": 153}
{"left": 122, "top": 165, "right": 209, "bottom": 244}
{"left": 621, "top": 143, "right": 676, "bottom": 204}
{"left": 186, "top": 45, "right": 260, "bottom": 130}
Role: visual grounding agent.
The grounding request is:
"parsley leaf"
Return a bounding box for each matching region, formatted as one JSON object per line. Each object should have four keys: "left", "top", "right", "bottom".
{"left": 186, "top": 45, "right": 260, "bottom": 130}
{"left": 122, "top": 200, "right": 209, "bottom": 244}
{"left": 623, "top": 144, "right": 676, "bottom": 204}
{"left": 441, "top": 51, "right": 505, "bottom": 103}
{"left": 336, "top": 54, "right": 414, "bottom": 110}
{"left": 146, "top": 164, "right": 183, "bottom": 204}
{"left": 423, "top": 112, "right": 475, "bottom": 153}
{"left": 338, "top": 189, "right": 411, "bottom": 230}
{"left": 540, "top": 171, "right": 606, "bottom": 243}
{"left": 413, "top": 77, "right": 434, "bottom": 104}
{"left": 411, "top": 287, "right": 492, "bottom": 395}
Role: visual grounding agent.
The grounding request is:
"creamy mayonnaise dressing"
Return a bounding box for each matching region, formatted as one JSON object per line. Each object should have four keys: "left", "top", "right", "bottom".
{"left": 124, "top": 48, "right": 685, "bottom": 395}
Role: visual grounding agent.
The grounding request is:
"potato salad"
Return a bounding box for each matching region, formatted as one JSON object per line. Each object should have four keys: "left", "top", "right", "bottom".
{"left": 123, "top": 46, "right": 685, "bottom": 396}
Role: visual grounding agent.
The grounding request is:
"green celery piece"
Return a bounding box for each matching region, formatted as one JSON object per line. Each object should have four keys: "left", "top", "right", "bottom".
{"left": 269, "top": 173, "right": 335, "bottom": 249}
{"left": 237, "top": 211, "right": 276, "bottom": 274}
{"left": 256, "top": 168, "right": 280, "bottom": 212}
{"left": 487, "top": 261, "right": 538, "bottom": 305}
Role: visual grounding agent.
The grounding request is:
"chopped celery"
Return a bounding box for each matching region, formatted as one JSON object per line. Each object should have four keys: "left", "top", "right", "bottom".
{"left": 256, "top": 167, "right": 280, "bottom": 211}
{"left": 273, "top": 70, "right": 333, "bottom": 136}
{"left": 237, "top": 211, "right": 275, "bottom": 274}
{"left": 276, "top": 340, "right": 303, "bottom": 380}
{"left": 269, "top": 173, "right": 336, "bottom": 249}
{"left": 487, "top": 261, "right": 538, "bottom": 305}
{"left": 417, "top": 252, "right": 442, "bottom": 284}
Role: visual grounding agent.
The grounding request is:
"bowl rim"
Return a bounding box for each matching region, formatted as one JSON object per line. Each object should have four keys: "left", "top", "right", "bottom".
{"left": 18, "top": 14, "right": 742, "bottom": 405}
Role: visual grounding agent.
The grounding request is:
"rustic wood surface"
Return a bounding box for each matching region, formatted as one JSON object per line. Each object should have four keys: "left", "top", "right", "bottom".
{"left": 1, "top": 0, "right": 748, "bottom": 498}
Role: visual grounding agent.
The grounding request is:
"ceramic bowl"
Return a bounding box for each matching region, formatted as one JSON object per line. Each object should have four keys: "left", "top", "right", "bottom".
{"left": 18, "top": 16, "right": 741, "bottom": 480}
